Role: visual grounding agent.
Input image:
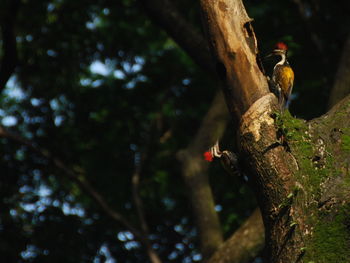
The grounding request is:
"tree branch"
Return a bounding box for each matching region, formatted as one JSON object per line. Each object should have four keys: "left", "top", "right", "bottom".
{"left": 207, "top": 208, "right": 264, "bottom": 263}
{"left": 140, "top": 0, "right": 214, "bottom": 74}
{"left": 177, "top": 91, "right": 228, "bottom": 259}
{"left": 328, "top": 34, "right": 350, "bottom": 108}
{"left": 132, "top": 154, "right": 149, "bottom": 238}
{"left": 0, "top": 125, "right": 162, "bottom": 263}
{"left": 200, "top": 0, "right": 269, "bottom": 119}
{"left": 131, "top": 151, "right": 162, "bottom": 263}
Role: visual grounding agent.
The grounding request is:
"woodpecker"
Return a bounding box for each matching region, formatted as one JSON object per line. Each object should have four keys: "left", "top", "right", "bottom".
{"left": 204, "top": 141, "right": 241, "bottom": 177}
{"left": 267, "top": 42, "right": 294, "bottom": 110}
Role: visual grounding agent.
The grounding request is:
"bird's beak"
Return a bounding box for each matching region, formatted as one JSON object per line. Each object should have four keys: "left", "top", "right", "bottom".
{"left": 264, "top": 53, "right": 274, "bottom": 59}
{"left": 264, "top": 50, "right": 278, "bottom": 60}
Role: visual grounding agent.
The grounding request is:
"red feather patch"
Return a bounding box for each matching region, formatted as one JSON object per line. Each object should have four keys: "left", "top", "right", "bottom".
{"left": 203, "top": 151, "right": 213, "bottom": 162}
{"left": 276, "top": 42, "right": 288, "bottom": 51}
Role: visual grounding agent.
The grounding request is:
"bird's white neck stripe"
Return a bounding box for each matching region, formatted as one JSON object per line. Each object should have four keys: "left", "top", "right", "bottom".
{"left": 276, "top": 53, "right": 286, "bottom": 66}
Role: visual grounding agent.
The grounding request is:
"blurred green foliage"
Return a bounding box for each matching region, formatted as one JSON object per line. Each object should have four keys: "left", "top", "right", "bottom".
{"left": 0, "top": 0, "right": 349, "bottom": 262}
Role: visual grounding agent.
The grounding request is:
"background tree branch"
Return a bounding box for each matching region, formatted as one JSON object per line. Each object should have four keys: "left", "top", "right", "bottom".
{"left": 177, "top": 91, "right": 227, "bottom": 259}
{"left": 132, "top": 152, "right": 162, "bottom": 263}
{"left": 140, "top": 0, "right": 214, "bottom": 73}
{"left": 328, "top": 34, "right": 350, "bottom": 108}
{"left": 208, "top": 208, "right": 264, "bottom": 263}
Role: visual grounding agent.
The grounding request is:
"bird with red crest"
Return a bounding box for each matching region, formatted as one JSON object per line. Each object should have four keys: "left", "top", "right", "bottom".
{"left": 266, "top": 42, "right": 294, "bottom": 110}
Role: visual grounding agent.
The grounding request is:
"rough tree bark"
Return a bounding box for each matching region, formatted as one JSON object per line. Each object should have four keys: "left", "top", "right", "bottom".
{"left": 200, "top": 0, "right": 350, "bottom": 262}
{"left": 200, "top": 0, "right": 269, "bottom": 120}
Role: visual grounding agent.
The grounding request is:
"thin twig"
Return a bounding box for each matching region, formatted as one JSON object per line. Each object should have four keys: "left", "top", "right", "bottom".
{"left": 131, "top": 152, "right": 162, "bottom": 263}
{"left": 132, "top": 154, "right": 149, "bottom": 235}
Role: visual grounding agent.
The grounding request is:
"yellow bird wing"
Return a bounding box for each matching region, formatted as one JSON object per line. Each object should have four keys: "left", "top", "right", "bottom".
{"left": 274, "top": 65, "right": 294, "bottom": 98}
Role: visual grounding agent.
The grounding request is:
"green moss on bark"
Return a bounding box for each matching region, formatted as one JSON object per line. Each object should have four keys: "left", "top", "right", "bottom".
{"left": 275, "top": 111, "right": 334, "bottom": 197}
{"left": 305, "top": 205, "right": 350, "bottom": 262}
{"left": 275, "top": 111, "right": 350, "bottom": 262}
{"left": 341, "top": 134, "right": 350, "bottom": 152}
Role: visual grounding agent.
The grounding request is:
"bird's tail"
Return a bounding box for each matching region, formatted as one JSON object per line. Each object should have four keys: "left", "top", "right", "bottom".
{"left": 279, "top": 94, "right": 287, "bottom": 111}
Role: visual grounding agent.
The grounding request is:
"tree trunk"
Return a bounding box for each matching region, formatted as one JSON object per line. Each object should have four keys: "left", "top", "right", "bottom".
{"left": 328, "top": 34, "right": 350, "bottom": 109}
{"left": 200, "top": 0, "right": 350, "bottom": 262}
